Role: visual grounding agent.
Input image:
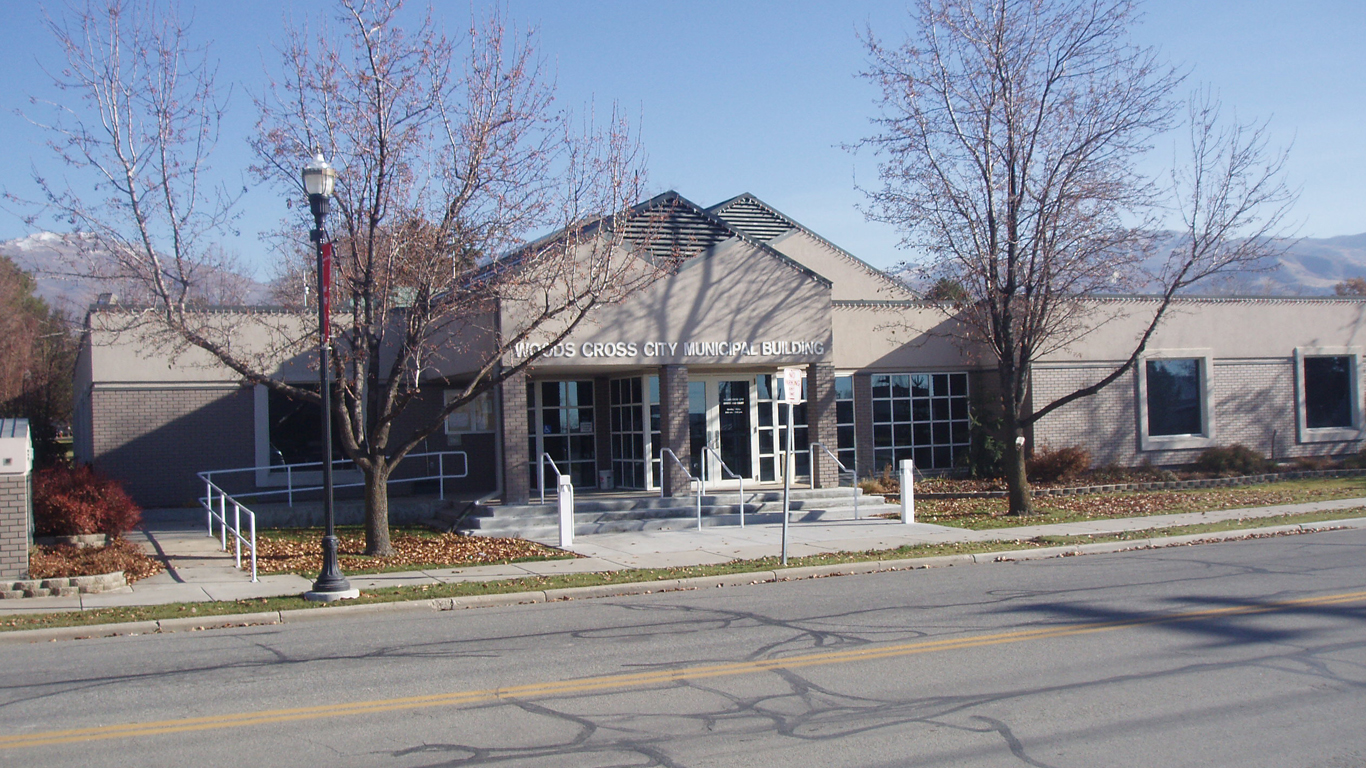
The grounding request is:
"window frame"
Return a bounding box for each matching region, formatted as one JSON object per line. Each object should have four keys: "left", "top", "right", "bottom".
{"left": 1137, "top": 350, "right": 1215, "bottom": 451}
{"left": 443, "top": 388, "right": 497, "bottom": 439}
{"left": 1294, "top": 347, "right": 1363, "bottom": 444}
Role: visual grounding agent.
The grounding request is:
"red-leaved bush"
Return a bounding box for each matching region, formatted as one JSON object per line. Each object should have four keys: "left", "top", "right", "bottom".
{"left": 33, "top": 465, "right": 142, "bottom": 538}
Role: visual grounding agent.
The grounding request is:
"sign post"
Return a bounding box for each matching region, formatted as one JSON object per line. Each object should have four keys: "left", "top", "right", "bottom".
{"left": 780, "top": 368, "right": 802, "bottom": 566}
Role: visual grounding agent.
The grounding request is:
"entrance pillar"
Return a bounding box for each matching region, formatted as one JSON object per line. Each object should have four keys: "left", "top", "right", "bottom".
{"left": 807, "top": 363, "right": 838, "bottom": 488}
{"left": 500, "top": 370, "right": 530, "bottom": 505}
{"left": 659, "top": 365, "right": 691, "bottom": 497}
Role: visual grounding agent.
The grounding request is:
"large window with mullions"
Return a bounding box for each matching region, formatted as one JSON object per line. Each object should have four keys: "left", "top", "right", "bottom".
{"left": 870, "top": 372, "right": 970, "bottom": 472}
{"left": 527, "top": 380, "right": 597, "bottom": 491}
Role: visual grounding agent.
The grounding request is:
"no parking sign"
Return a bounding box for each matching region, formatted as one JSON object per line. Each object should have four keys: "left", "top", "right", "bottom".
{"left": 782, "top": 367, "right": 802, "bottom": 404}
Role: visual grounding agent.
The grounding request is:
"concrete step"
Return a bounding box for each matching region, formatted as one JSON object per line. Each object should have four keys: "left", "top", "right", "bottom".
{"left": 570, "top": 486, "right": 876, "bottom": 512}
{"left": 456, "top": 489, "right": 895, "bottom": 539}
{"left": 470, "top": 504, "right": 893, "bottom": 542}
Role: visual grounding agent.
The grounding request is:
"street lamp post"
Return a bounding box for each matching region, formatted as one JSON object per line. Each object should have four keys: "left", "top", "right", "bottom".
{"left": 302, "top": 153, "right": 358, "bottom": 602}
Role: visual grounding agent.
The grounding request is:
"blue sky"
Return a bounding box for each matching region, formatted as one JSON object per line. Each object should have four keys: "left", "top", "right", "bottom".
{"left": 1, "top": 0, "right": 1361, "bottom": 278}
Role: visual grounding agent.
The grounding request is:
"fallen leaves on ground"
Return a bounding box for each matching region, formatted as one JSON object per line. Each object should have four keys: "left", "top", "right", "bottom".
{"left": 28, "top": 537, "right": 164, "bottom": 583}
{"left": 918, "top": 484, "right": 1365, "bottom": 527}
{"left": 250, "top": 530, "right": 569, "bottom": 575}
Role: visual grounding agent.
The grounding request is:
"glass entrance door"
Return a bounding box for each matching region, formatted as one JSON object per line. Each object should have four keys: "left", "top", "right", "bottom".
{"left": 687, "top": 378, "right": 756, "bottom": 486}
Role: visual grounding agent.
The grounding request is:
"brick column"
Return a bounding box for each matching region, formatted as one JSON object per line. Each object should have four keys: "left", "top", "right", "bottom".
{"left": 500, "top": 370, "right": 530, "bottom": 505}
{"left": 854, "top": 373, "right": 875, "bottom": 479}
{"left": 659, "top": 365, "right": 690, "bottom": 497}
{"left": 807, "top": 363, "right": 838, "bottom": 488}
{"left": 0, "top": 474, "right": 30, "bottom": 580}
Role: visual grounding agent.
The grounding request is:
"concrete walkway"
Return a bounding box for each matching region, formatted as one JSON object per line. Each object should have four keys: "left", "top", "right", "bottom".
{"left": 6, "top": 497, "right": 1366, "bottom": 615}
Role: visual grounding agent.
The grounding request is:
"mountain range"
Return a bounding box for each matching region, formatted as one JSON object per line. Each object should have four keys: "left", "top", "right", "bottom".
{"left": 4, "top": 229, "right": 1366, "bottom": 313}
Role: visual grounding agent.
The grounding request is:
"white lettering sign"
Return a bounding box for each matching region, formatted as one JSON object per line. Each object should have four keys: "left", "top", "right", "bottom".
{"left": 512, "top": 339, "right": 826, "bottom": 359}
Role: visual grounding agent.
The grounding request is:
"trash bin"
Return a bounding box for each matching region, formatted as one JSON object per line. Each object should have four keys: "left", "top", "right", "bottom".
{"left": 598, "top": 470, "right": 614, "bottom": 490}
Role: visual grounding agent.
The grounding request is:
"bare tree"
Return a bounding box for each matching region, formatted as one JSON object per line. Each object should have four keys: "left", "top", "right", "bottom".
{"left": 24, "top": 0, "right": 659, "bottom": 555}
{"left": 861, "top": 0, "right": 1293, "bottom": 514}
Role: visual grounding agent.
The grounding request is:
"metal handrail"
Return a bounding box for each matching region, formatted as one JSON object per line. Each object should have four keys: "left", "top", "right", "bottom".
{"left": 660, "top": 448, "right": 704, "bottom": 530}
{"left": 702, "top": 446, "right": 747, "bottom": 528}
{"left": 809, "top": 442, "right": 858, "bottom": 520}
{"left": 200, "top": 450, "right": 469, "bottom": 506}
{"left": 200, "top": 478, "right": 258, "bottom": 582}
{"left": 539, "top": 453, "right": 567, "bottom": 505}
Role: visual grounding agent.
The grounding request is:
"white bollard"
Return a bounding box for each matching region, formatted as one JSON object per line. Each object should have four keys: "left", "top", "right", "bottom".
{"left": 557, "top": 475, "right": 575, "bottom": 547}
{"left": 900, "top": 459, "right": 915, "bottom": 524}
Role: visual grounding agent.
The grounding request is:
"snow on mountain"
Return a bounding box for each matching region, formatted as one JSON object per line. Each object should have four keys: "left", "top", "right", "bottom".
{"left": 892, "top": 232, "right": 1366, "bottom": 296}
{"left": 0, "top": 232, "right": 272, "bottom": 313}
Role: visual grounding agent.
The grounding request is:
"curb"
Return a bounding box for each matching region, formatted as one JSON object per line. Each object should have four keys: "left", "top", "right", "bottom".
{"left": 7, "top": 516, "right": 1366, "bottom": 643}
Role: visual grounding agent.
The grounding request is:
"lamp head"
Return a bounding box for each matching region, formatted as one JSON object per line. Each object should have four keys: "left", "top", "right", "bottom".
{"left": 302, "top": 153, "right": 337, "bottom": 198}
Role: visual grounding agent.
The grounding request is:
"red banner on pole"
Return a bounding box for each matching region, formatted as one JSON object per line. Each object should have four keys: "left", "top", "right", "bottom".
{"left": 321, "top": 241, "right": 333, "bottom": 342}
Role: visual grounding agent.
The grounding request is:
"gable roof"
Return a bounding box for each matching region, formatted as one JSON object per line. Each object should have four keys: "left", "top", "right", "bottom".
{"left": 708, "top": 192, "right": 910, "bottom": 295}
{"left": 613, "top": 191, "right": 831, "bottom": 286}
{"left": 614, "top": 191, "right": 738, "bottom": 261}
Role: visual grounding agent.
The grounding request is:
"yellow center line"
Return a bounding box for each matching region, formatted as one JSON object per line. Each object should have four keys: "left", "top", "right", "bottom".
{"left": 6, "top": 588, "right": 1365, "bottom": 749}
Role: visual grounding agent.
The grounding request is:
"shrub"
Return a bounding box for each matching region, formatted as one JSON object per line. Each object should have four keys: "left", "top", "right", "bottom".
{"left": 1026, "top": 445, "right": 1091, "bottom": 483}
{"left": 1290, "top": 455, "right": 1332, "bottom": 471}
{"left": 33, "top": 465, "right": 142, "bottom": 538}
{"left": 859, "top": 464, "right": 905, "bottom": 496}
{"left": 1193, "top": 444, "right": 1270, "bottom": 476}
{"left": 1344, "top": 448, "right": 1366, "bottom": 470}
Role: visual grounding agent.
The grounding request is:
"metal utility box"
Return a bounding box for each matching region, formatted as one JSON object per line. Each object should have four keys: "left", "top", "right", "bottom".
{"left": 0, "top": 419, "right": 32, "bottom": 475}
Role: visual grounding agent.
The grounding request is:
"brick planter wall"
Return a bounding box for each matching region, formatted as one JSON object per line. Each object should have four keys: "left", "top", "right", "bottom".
{"left": 0, "top": 474, "right": 29, "bottom": 580}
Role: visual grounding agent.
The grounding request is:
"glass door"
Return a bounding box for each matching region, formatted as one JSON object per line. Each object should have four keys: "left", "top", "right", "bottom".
{"left": 687, "top": 377, "right": 757, "bottom": 487}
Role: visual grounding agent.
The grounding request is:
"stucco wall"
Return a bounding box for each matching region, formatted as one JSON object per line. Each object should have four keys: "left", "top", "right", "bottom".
{"left": 832, "top": 303, "right": 985, "bottom": 372}
{"left": 766, "top": 229, "right": 913, "bottom": 302}
{"left": 506, "top": 238, "right": 833, "bottom": 375}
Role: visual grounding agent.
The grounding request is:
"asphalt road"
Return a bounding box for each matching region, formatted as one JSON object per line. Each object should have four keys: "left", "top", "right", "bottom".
{"left": 5, "top": 528, "right": 1366, "bottom": 767}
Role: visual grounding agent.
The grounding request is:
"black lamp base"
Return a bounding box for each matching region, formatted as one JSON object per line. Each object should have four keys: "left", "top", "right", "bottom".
{"left": 305, "top": 534, "right": 358, "bottom": 601}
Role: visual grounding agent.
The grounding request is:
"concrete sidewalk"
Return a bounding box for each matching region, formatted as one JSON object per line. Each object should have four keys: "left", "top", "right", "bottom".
{"left": 6, "top": 497, "right": 1366, "bottom": 615}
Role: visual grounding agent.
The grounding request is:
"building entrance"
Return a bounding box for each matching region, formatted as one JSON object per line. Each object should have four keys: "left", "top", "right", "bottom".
{"left": 688, "top": 378, "right": 755, "bottom": 486}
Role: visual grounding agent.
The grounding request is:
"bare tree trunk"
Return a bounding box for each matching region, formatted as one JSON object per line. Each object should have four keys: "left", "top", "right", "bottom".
{"left": 1003, "top": 415, "right": 1034, "bottom": 516}
{"left": 363, "top": 463, "right": 394, "bottom": 557}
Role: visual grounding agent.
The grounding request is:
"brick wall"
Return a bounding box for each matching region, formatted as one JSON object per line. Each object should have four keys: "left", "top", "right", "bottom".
{"left": 807, "top": 363, "right": 838, "bottom": 487}
{"left": 91, "top": 386, "right": 255, "bottom": 509}
{"left": 500, "top": 371, "right": 530, "bottom": 504}
{"left": 0, "top": 474, "right": 30, "bottom": 580}
{"left": 1032, "top": 358, "right": 1359, "bottom": 467}
{"left": 659, "top": 365, "right": 690, "bottom": 496}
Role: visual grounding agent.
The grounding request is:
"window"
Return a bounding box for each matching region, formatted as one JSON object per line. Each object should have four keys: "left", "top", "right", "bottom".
{"left": 835, "top": 375, "right": 856, "bottom": 473}
{"left": 1137, "top": 352, "right": 1214, "bottom": 450}
{"left": 1295, "top": 348, "right": 1361, "bottom": 443}
{"left": 1145, "top": 359, "right": 1202, "bottom": 436}
{"left": 527, "top": 380, "right": 597, "bottom": 490}
{"left": 444, "top": 390, "right": 495, "bottom": 436}
{"left": 755, "top": 373, "right": 807, "bottom": 481}
{"left": 870, "top": 372, "right": 969, "bottom": 471}
{"left": 252, "top": 384, "right": 353, "bottom": 486}
{"left": 610, "top": 377, "right": 648, "bottom": 489}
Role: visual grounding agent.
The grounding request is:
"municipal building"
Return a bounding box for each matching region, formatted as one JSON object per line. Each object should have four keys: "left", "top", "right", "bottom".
{"left": 73, "top": 193, "right": 1366, "bottom": 511}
